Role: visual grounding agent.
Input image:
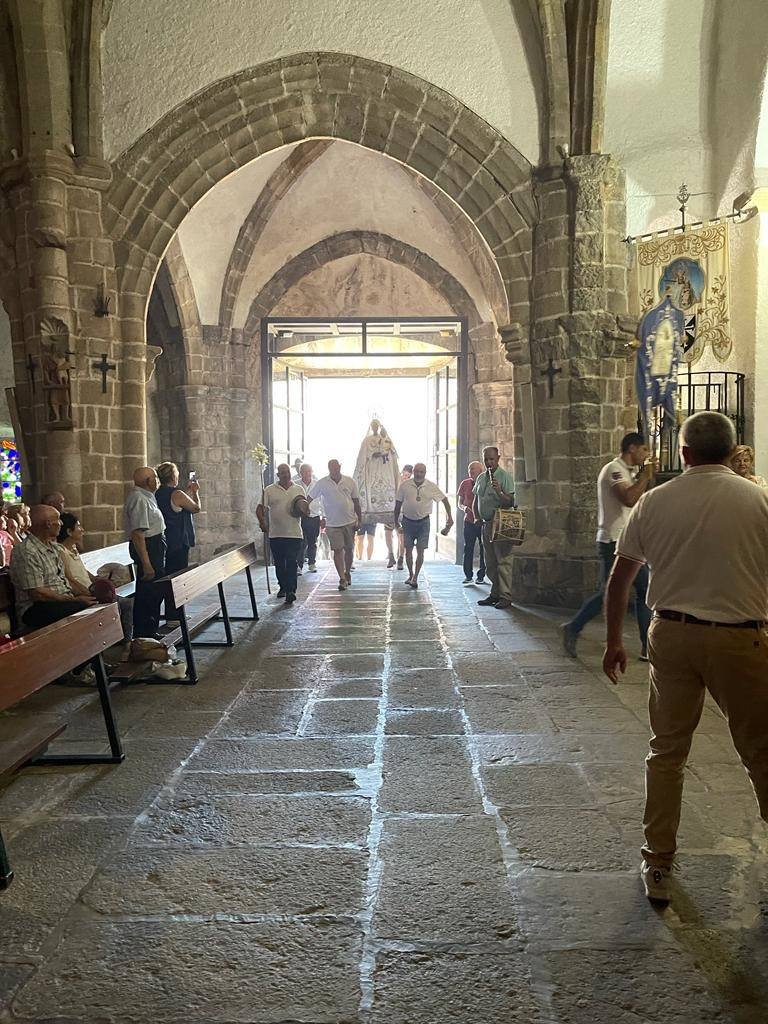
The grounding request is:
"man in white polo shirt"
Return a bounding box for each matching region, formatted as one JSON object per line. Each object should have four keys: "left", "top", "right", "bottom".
{"left": 604, "top": 412, "right": 768, "bottom": 905}
{"left": 309, "top": 460, "right": 362, "bottom": 591}
{"left": 393, "top": 462, "right": 453, "bottom": 589}
{"left": 256, "top": 463, "right": 307, "bottom": 606}
{"left": 562, "top": 432, "right": 655, "bottom": 659}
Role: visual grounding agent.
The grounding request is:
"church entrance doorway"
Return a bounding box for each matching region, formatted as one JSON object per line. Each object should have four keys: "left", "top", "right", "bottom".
{"left": 261, "top": 317, "right": 468, "bottom": 563}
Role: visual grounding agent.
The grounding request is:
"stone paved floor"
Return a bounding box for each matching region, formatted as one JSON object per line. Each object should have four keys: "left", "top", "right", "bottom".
{"left": 1, "top": 560, "right": 767, "bottom": 1023}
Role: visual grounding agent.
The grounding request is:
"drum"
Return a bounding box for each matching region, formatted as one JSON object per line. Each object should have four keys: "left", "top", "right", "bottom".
{"left": 290, "top": 494, "right": 310, "bottom": 518}
{"left": 490, "top": 508, "right": 526, "bottom": 545}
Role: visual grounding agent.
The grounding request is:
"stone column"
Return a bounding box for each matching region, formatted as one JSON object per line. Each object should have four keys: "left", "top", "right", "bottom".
{"left": 1, "top": 153, "right": 138, "bottom": 546}
{"left": 499, "top": 155, "right": 630, "bottom": 606}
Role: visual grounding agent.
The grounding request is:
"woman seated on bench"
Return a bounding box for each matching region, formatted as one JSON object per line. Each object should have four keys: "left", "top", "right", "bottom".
{"left": 57, "top": 513, "right": 98, "bottom": 593}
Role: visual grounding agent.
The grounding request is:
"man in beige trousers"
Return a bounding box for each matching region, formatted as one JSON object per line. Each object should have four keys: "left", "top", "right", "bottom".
{"left": 603, "top": 411, "right": 768, "bottom": 905}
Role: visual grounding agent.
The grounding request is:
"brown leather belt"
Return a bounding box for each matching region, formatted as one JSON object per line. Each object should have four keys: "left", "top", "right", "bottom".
{"left": 656, "top": 609, "right": 765, "bottom": 630}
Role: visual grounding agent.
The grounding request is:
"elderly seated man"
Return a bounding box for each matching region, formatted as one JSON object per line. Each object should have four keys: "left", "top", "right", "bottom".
{"left": 9, "top": 504, "right": 97, "bottom": 632}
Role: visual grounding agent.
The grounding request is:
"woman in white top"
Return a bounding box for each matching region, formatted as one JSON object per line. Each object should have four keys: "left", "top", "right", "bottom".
{"left": 57, "top": 512, "right": 96, "bottom": 596}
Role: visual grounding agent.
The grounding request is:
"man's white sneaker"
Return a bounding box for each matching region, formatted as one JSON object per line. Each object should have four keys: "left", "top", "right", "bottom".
{"left": 640, "top": 861, "right": 671, "bottom": 904}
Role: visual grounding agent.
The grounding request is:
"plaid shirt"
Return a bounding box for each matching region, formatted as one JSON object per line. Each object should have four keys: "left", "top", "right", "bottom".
{"left": 9, "top": 533, "right": 73, "bottom": 618}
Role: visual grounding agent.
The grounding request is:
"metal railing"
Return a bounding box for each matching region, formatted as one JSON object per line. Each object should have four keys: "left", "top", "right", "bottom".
{"left": 653, "top": 371, "right": 745, "bottom": 474}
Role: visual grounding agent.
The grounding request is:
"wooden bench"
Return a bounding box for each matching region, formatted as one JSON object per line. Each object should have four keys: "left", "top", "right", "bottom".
{"left": 81, "top": 541, "right": 136, "bottom": 599}
{"left": 153, "top": 542, "right": 259, "bottom": 684}
{"left": 0, "top": 602, "right": 126, "bottom": 890}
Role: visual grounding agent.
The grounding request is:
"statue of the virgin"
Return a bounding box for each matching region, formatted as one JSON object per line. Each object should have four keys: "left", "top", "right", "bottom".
{"left": 352, "top": 419, "right": 400, "bottom": 526}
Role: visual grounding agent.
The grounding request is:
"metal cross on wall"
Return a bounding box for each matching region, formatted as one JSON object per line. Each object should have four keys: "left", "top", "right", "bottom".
{"left": 25, "top": 353, "right": 37, "bottom": 393}
{"left": 540, "top": 357, "right": 562, "bottom": 399}
{"left": 92, "top": 353, "right": 117, "bottom": 393}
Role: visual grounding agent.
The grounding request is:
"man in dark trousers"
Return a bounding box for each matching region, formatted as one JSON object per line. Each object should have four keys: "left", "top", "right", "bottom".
{"left": 124, "top": 466, "right": 166, "bottom": 639}
{"left": 10, "top": 504, "right": 96, "bottom": 629}
{"left": 457, "top": 460, "right": 486, "bottom": 585}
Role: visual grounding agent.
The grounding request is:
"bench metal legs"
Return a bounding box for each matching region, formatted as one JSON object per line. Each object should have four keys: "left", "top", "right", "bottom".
{"left": 176, "top": 566, "right": 260, "bottom": 684}
{"left": 225, "top": 566, "right": 259, "bottom": 622}
{"left": 0, "top": 830, "right": 12, "bottom": 890}
{"left": 30, "top": 654, "right": 125, "bottom": 767}
{"left": 191, "top": 583, "right": 235, "bottom": 649}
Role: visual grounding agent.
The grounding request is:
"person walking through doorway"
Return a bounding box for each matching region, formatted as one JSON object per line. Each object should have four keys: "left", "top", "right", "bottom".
{"left": 394, "top": 462, "right": 453, "bottom": 590}
{"left": 390, "top": 464, "right": 413, "bottom": 570}
{"left": 257, "top": 463, "right": 306, "bottom": 606}
{"left": 293, "top": 463, "right": 321, "bottom": 574}
{"left": 562, "top": 432, "right": 655, "bottom": 660}
{"left": 458, "top": 460, "right": 486, "bottom": 585}
{"left": 473, "top": 447, "right": 515, "bottom": 609}
{"left": 310, "top": 460, "right": 362, "bottom": 591}
{"left": 603, "top": 411, "right": 768, "bottom": 905}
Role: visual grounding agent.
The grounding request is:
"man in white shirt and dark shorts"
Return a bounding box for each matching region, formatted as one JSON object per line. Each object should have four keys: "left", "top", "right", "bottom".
{"left": 257, "top": 463, "right": 307, "bottom": 606}
{"left": 604, "top": 412, "right": 768, "bottom": 905}
{"left": 393, "top": 462, "right": 453, "bottom": 589}
{"left": 310, "top": 460, "right": 362, "bottom": 591}
{"left": 562, "top": 432, "right": 655, "bottom": 659}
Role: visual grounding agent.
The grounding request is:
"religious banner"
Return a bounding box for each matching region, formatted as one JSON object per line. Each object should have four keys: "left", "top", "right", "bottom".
{"left": 636, "top": 222, "right": 731, "bottom": 364}
{"left": 635, "top": 297, "right": 685, "bottom": 441}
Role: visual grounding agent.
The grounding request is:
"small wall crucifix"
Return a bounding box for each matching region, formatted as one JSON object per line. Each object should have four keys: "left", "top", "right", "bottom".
{"left": 541, "top": 357, "right": 562, "bottom": 399}
{"left": 92, "top": 352, "right": 117, "bottom": 393}
{"left": 25, "top": 353, "right": 37, "bottom": 393}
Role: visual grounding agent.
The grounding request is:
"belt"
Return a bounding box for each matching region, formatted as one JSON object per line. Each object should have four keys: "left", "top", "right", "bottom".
{"left": 656, "top": 609, "right": 766, "bottom": 630}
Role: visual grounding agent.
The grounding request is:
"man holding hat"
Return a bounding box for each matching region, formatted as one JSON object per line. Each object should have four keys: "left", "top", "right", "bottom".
{"left": 256, "top": 463, "right": 308, "bottom": 606}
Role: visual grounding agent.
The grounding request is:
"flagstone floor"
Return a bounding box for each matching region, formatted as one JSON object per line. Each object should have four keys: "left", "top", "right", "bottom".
{"left": 1, "top": 560, "right": 767, "bottom": 1023}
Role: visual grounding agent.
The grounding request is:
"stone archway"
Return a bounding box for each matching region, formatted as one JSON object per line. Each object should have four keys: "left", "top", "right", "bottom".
{"left": 106, "top": 52, "right": 535, "bottom": 336}
{"left": 243, "top": 230, "right": 483, "bottom": 336}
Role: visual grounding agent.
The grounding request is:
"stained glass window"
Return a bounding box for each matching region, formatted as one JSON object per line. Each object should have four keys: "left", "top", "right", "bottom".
{"left": 1, "top": 440, "right": 21, "bottom": 502}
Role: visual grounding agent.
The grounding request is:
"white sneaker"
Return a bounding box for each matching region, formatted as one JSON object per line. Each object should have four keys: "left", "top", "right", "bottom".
{"left": 640, "top": 861, "right": 671, "bottom": 903}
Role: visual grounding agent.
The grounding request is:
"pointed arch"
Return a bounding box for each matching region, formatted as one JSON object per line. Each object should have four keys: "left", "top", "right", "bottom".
{"left": 105, "top": 52, "right": 535, "bottom": 333}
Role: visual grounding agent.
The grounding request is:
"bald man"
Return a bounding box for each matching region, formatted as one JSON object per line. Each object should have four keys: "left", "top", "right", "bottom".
{"left": 124, "top": 466, "right": 166, "bottom": 638}
{"left": 458, "top": 460, "right": 486, "bottom": 585}
{"left": 394, "top": 462, "right": 453, "bottom": 589}
{"left": 9, "top": 504, "right": 96, "bottom": 631}
{"left": 41, "top": 491, "right": 66, "bottom": 514}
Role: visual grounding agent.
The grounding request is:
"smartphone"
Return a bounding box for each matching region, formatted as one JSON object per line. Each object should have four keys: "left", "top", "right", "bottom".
{"left": 189, "top": 471, "right": 197, "bottom": 482}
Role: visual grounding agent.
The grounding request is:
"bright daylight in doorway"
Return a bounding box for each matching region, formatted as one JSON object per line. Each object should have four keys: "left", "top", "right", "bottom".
{"left": 304, "top": 377, "right": 431, "bottom": 560}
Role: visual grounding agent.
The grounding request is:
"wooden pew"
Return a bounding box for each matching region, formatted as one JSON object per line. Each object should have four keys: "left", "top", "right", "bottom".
{"left": 153, "top": 542, "right": 259, "bottom": 684}
{"left": 0, "top": 602, "right": 126, "bottom": 890}
{"left": 81, "top": 541, "right": 136, "bottom": 598}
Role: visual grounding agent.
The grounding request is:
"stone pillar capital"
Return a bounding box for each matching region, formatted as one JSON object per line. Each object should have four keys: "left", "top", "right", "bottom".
{"left": 564, "top": 153, "right": 622, "bottom": 193}
{"left": 498, "top": 323, "right": 530, "bottom": 366}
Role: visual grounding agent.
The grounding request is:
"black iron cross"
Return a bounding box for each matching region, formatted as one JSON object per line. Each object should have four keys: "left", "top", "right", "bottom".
{"left": 541, "top": 357, "right": 562, "bottom": 399}
{"left": 92, "top": 352, "right": 116, "bottom": 393}
{"left": 25, "top": 353, "right": 37, "bottom": 392}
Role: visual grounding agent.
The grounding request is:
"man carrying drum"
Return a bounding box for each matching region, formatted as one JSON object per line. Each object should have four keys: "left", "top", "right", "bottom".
{"left": 473, "top": 446, "right": 516, "bottom": 609}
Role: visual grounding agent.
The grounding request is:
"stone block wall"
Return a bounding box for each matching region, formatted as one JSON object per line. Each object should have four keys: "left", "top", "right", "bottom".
{"left": 1, "top": 154, "right": 141, "bottom": 550}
